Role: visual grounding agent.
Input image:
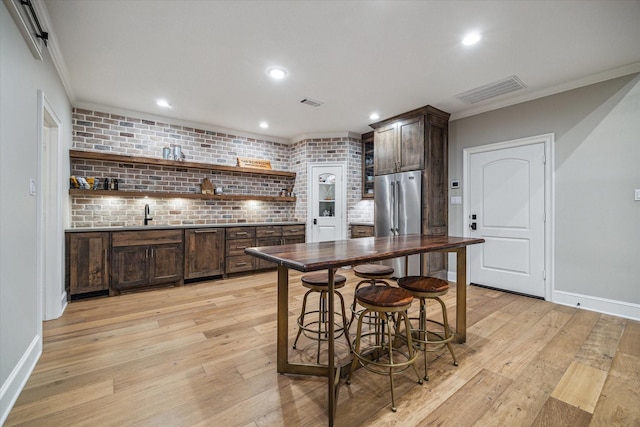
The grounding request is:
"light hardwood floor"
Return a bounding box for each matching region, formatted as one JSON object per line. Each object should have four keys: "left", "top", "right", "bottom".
{"left": 6, "top": 269, "right": 640, "bottom": 426}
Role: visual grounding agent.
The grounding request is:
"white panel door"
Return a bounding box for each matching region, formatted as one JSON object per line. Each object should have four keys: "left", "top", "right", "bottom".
{"left": 309, "top": 164, "right": 345, "bottom": 242}
{"left": 468, "top": 142, "right": 545, "bottom": 297}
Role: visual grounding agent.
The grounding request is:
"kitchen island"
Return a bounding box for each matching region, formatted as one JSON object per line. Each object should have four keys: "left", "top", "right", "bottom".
{"left": 245, "top": 234, "right": 485, "bottom": 426}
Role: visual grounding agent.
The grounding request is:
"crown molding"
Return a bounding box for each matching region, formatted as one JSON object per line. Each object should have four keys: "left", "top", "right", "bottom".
{"left": 32, "top": 0, "right": 75, "bottom": 103}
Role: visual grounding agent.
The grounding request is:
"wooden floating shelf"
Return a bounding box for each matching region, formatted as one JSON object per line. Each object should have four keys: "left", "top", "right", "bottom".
{"left": 69, "top": 189, "right": 296, "bottom": 202}
{"left": 70, "top": 150, "right": 296, "bottom": 178}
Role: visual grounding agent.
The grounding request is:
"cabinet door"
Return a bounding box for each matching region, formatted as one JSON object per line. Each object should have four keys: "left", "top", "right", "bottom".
{"left": 398, "top": 116, "right": 425, "bottom": 172}
{"left": 362, "top": 131, "right": 375, "bottom": 198}
{"left": 111, "top": 245, "right": 148, "bottom": 289}
{"left": 68, "top": 232, "right": 110, "bottom": 295}
{"left": 374, "top": 123, "right": 398, "bottom": 175}
{"left": 150, "top": 243, "right": 184, "bottom": 285}
{"left": 185, "top": 228, "right": 224, "bottom": 279}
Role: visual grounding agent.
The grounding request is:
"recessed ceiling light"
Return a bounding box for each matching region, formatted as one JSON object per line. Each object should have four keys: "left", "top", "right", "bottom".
{"left": 156, "top": 99, "right": 172, "bottom": 108}
{"left": 462, "top": 32, "right": 481, "bottom": 46}
{"left": 369, "top": 112, "right": 380, "bottom": 120}
{"left": 259, "top": 122, "right": 269, "bottom": 129}
{"left": 266, "top": 66, "right": 288, "bottom": 79}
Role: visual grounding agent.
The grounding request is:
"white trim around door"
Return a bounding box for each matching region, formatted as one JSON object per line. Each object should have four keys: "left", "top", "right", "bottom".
{"left": 462, "top": 133, "right": 554, "bottom": 301}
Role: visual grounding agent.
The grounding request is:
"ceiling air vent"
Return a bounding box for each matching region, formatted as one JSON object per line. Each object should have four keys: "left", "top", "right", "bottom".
{"left": 300, "top": 98, "right": 323, "bottom": 107}
{"left": 455, "top": 75, "right": 527, "bottom": 104}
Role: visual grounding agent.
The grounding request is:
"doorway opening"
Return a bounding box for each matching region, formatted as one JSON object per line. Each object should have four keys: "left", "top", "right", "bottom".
{"left": 38, "top": 90, "right": 65, "bottom": 320}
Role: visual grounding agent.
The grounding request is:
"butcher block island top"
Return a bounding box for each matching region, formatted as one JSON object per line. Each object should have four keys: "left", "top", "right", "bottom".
{"left": 245, "top": 234, "right": 485, "bottom": 271}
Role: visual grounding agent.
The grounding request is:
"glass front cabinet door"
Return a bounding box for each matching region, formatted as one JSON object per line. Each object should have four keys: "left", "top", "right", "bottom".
{"left": 362, "top": 131, "right": 374, "bottom": 199}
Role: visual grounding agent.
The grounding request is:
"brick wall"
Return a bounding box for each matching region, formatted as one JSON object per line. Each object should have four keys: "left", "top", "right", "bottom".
{"left": 70, "top": 108, "right": 371, "bottom": 229}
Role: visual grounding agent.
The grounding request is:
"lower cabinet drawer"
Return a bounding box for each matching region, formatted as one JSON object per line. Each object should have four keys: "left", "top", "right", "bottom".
{"left": 226, "top": 238, "right": 255, "bottom": 257}
{"left": 226, "top": 255, "right": 255, "bottom": 274}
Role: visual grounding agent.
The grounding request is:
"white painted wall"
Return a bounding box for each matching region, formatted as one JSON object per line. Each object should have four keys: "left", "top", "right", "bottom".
{"left": 0, "top": 2, "right": 71, "bottom": 422}
{"left": 448, "top": 73, "right": 640, "bottom": 319}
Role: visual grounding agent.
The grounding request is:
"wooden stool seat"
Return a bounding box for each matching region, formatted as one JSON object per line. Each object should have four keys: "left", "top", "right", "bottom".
{"left": 347, "top": 285, "right": 422, "bottom": 412}
{"left": 294, "top": 271, "right": 350, "bottom": 363}
{"left": 397, "top": 276, "right": 457, "bottom": 381}
{"left": 396, "top": 276, "right": 448, "bottom": 295}
{"left": 353, "top": 264, "right": 395, "bottom": 278}
{"left": 355, "top": 286, "right": 413, "bottom": 309}
{"left": 350, "top": 264, "right": 395, "bottom": 325}
{"left": 301, "top": 272, "right": 347, "bottom": 288}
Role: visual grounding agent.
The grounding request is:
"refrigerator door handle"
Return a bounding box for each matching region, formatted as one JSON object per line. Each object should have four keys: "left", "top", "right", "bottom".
{"left": 390, "top": 181, "right": 396, "bottom": 234}
{"left": 395, "top": 181, "right": 400, "bottom": 235}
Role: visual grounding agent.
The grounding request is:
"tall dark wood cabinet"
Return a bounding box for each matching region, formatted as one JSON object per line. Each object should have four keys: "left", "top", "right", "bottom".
{"left": 370, "top": 105, "right": 450, "bottom": 278}
{"left": 184, "top": 228, "right": 224, "bottom": 279}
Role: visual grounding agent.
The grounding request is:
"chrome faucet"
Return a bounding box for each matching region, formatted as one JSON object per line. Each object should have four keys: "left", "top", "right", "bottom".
{"left": 144, "top": 203, "right": 153, "bottom": 225}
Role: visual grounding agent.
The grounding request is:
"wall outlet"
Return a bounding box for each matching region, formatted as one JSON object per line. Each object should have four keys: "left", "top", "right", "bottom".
{"left": 635, "top": 189, "right": 640, "bottom": 201}
{"left": 29, "top": 178, "right": 36, "bottom": 196}
{"left": 451, "top": 196, "right": 462, "bottom": 205}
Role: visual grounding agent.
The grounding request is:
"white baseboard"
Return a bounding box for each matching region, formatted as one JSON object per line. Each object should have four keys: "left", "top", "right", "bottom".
{"left": 447, "top": 271, "right": 640, "bottom": 321}
{"left": 552, "top": 290, "right": 640, "bottom": 321}
{"left": 0, "top": 335, "right": 42, "bottom": 425}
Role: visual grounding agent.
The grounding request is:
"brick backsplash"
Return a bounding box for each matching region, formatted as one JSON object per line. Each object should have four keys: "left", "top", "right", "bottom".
{"left": 70, "top": 107, "right": 370, "bottom": 229}
{"left": 71, "top": 196, "right": 295, "bottom": 227}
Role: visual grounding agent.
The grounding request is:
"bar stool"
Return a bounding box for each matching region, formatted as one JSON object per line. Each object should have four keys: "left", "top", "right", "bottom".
{"left": 349, "top": 264, "right": 394, "bottom": 325}
{"left": 293, "top": 271, "right": 351, "bottom": 363}
{"left": 397, "top": 276, "right": 458, "bottom": 381}
{"left": 346, "top": 285, "right": 423, "bottom": 412}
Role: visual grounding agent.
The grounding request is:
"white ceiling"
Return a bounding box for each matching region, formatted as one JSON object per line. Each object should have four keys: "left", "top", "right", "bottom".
{"left": 41, "top": 0, "right": 640, "bottom": 142}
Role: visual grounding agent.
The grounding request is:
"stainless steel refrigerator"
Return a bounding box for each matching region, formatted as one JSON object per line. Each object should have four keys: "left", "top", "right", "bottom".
{"left": 374, "top": 170, "right": 422, "bottom": 277}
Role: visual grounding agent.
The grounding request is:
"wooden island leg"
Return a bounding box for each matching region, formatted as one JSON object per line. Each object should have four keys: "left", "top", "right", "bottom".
{"left": 455, "top": 247, "right": 467, "bottom": 343}
{"left": 277, "top": 264, "right": 290, "bottom": 373}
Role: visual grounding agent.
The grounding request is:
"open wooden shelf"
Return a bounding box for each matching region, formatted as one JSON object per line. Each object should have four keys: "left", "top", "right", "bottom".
{"left": 69, "top": 189, "right": 296, "bottom": 202}
{"left": 70, "top": 149, "right": 297, "bottom": 202}
{"left": 70, "top": 149, "right": 296, "bottom": 178}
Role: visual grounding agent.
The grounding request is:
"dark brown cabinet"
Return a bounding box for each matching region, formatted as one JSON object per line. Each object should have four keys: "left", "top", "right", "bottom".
{"left": 66, "top": 232, "right": 110, "bottom": 297}
{"left": 362, "top": 131, "right": 374, "bottom": 198}
{"left": 111, "top": 229, "right": 184, "bottom": 293}
{"left": 225, "top": 224, "right": 306, "bottom": 273}
{"left": 372, "top": 114, "right": 424, "bottom": 176}
{"left": 225, "top": 227, "right": 256, "bottom": 274}
{"left": 351, "top": 224, "right": 374, "bottom": 238}
{"left": 184, "top": 228, "right": 224, "bottom": 279}
{"left": 256, "top": 226, "right": 282, "bottom": 270}
{"left": 282, "top": 224, "right": 305, "bottom": 244}
{"left": 370, "top": 105, "right": 450, "bottom": 278}
{"left": 253, "top": 225, "right": 306, "bottom": 269}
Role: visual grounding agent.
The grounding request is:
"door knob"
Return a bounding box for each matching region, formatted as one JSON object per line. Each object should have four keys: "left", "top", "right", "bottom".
{"left": 313, "top": 218, "right": 317, "bottom": 225}
{"left": 469, "top": 222, "right": 477, "bottom": 230}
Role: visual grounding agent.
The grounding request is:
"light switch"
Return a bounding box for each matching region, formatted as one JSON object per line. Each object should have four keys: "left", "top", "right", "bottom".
{"left": 451, "top": 196, "right": 462, "bottom": 205}
{"left": 635, "top": 189, "right": 640, "bottom": 201}
{"left": 29, "top": 178, "right": 36, "bottom": 196}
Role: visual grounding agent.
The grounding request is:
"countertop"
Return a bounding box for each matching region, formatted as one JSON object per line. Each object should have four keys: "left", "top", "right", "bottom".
{"left": 350, "top": 222, "right": 374, "bottom": 226}
{"left": 66, "top": 221, "right": 305, "bottom": 233}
